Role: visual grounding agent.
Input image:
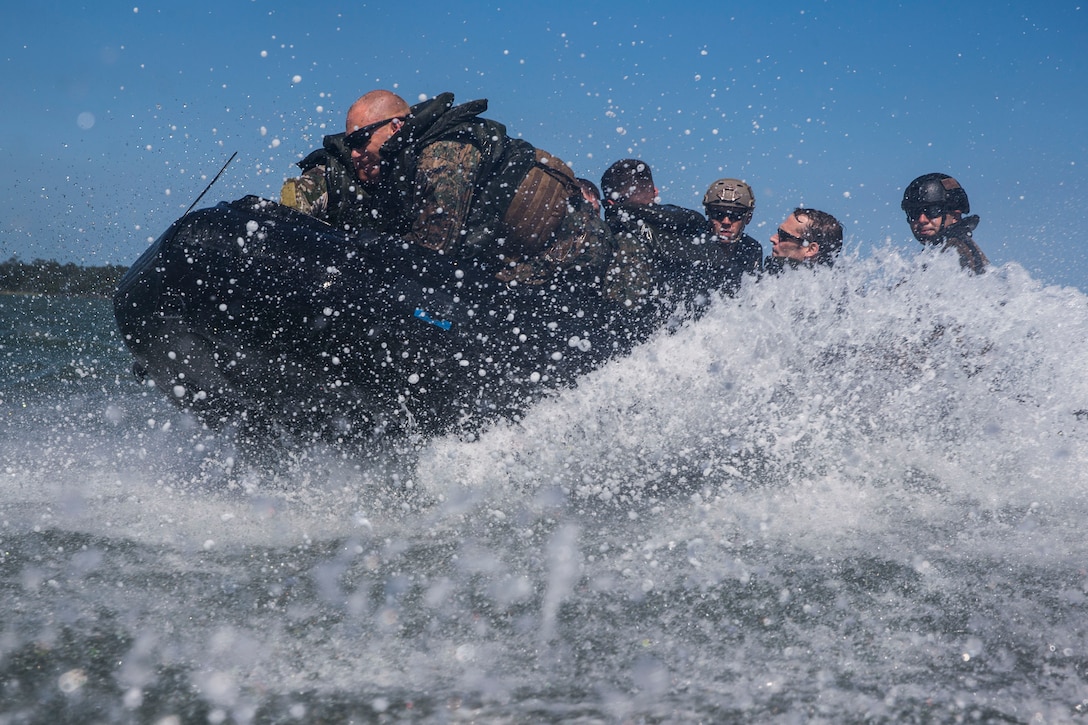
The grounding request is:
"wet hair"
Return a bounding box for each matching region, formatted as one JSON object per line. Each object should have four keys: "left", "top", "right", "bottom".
{"left": 794, "top": 207, "right": 843, "bottom": 264}
{"left": 601, "top": 159, "right": 654, "bottom": 204}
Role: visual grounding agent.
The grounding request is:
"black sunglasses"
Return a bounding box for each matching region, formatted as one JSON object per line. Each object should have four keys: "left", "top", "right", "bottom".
{"left": 343, "top": 117, "right": 402, "bottom": 151}
{"left": 707, "top": 207, "right": 748, "bottom": 223}
{"left": 905, "top": 205, "right": 946, "bottom": 222}
{"left": 775, "top": 227, "right": 808, "bottom": 246}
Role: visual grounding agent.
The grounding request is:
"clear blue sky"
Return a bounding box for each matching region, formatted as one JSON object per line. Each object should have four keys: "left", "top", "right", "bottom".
{"left": 3, "top": 1, "right": 1087, "bottom": 289}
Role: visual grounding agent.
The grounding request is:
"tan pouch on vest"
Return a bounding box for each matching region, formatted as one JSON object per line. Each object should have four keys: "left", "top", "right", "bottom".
{"left": 281, "top": 179, "right": 301, "bottom": 209}
{"left": 501, "top": 149, "right": 578, "bottom": 257}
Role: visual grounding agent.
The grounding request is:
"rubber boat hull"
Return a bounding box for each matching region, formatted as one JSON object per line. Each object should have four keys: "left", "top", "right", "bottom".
{"left": 114, "top": 196, "right": 643, "bottom": 440}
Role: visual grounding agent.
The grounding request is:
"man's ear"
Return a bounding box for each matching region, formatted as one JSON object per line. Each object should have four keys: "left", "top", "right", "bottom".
{"left": 804, "top": 241, "right": 820, "bottom": 260}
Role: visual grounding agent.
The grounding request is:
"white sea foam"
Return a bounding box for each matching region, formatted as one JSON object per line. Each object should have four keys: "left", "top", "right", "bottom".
{"left": 2, "top": 253, "right": 1086, "bottom": 720}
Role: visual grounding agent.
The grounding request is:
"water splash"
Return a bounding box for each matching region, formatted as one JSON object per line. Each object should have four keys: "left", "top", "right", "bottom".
{"left": 2, "top": 250, "right": 1088, "bottom": 721}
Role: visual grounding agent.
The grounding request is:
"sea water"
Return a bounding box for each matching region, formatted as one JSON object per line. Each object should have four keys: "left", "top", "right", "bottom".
{"left": 1, "top": 247, "right": 1087, "bottom": 723}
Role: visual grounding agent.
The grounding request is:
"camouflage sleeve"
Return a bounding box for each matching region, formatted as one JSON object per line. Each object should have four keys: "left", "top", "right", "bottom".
{"left": 603, "top": 227, "right": 657, "bottom": 310}
{"left": 280, "top": 165, "right": 330, "bottom": 218}
{"left": 405, "top": 141, "right": 481, "bottom": 254}
{"left": 944, "top": 237, "right": 989, "bottom": 274}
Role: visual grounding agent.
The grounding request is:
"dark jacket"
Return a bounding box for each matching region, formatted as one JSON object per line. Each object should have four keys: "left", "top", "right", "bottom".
{"left": 605, "top": 203, "right": 760, "bottom": 302}
{"left": 295, "top": 133, "right": 379, "bottom": 234}
{"left": 705, "top": 233, "right": 762, "bottom": 294}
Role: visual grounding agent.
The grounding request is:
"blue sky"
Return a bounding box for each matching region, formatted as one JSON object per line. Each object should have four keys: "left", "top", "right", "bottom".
{"left": 3, "top": 1, "right": 1087, "bottom": 289}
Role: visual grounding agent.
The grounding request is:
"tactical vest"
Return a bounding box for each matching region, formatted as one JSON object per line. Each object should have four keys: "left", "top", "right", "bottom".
{"left": 376, "top": 93, "right": 579, "bottom": 258}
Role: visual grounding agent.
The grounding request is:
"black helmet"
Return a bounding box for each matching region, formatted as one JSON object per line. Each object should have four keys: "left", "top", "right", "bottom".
{"left": 901, "top": 173, "right": 970, "bottom": 214}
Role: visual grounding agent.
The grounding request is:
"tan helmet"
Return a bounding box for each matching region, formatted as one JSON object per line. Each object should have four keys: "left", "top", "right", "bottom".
{"left": 703, "top": 178, "right": 755, "bottom": 211}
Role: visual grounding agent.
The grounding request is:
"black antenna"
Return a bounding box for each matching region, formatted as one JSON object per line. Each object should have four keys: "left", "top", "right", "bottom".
{"left": 183, "top": 151, "right": 238, "bottom": 216}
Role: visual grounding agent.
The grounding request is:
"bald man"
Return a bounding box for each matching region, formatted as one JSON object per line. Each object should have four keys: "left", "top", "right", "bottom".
{"left": 282, "top": 91, "right": 650, "bottom": 300}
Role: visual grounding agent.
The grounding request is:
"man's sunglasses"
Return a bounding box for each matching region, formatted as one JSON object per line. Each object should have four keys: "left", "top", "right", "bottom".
{"left": 707, "top": 207, "right": 749, "bottom": 223}
{"left": 905, "top": 205, "right": 946, "bottom": 222}
{"left": 775, "top": 227, "right": 808, "bottom": 246}
{"left": 344, "top": 117, "right": 403, "bottom": 151}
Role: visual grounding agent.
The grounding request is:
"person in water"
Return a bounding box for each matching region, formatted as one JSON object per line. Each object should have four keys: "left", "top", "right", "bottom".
{"left": 764, "top": 207, "right": 844, "bottom": 273}
{"left": 282, "top": 90, "right": 632, "bottom": 296}
{"left": 701, "top": 177, "right": 764, "bottom": 293}
{"left": 900, "top": 173, "right": 988, "bottom": 274}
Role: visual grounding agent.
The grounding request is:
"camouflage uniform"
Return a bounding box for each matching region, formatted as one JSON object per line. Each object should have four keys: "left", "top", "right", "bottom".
{"left": 396, "top": 139, "right": 616, "bottom": 288}
{"left": 283, "top": 93, "right": 649, "bottom": 311}
{"left": 601, "top": 221, "right": 656, "bottom": 311}
{"left": 604, "top": 202, "right": 721, "bottom": 308}
{"left": 931, "top": 215, "right": 988, "bottom": 274}
{"left": 405, "top": 141, "right": 482, "bottom": 252}
{"left": 497, "top": 193, "right": 624, "bottom": 288}
{"left": 371, "top": 93, "right": 639, "bottom": 301}
{"left": 281, "top": 165, "right": 330, "bottom": 217}
{"left": 407, "top": 136, "right": 649, "bottom": 309}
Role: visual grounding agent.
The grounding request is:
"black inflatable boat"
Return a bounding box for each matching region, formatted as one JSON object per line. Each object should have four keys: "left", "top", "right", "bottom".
{"left": 113, "top": 196, "right": 649, "bottom": 441}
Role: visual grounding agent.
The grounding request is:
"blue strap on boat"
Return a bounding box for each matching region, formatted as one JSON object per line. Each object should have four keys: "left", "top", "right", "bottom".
{"left": 413, "top": 308, "right": 453, "bottom": 331}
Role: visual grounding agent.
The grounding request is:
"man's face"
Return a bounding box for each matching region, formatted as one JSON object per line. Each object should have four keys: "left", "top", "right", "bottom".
{"left": 345, "top": 109, "right": 401, "bottom": 184}
{"left": 706, "top": 206, "right": 751, "bottom": 243}
{"left": 771, "top": 212, "right": 815, "bottom": 261}
{"left": 907, "top": 205, "right": 961, "bottom": 243}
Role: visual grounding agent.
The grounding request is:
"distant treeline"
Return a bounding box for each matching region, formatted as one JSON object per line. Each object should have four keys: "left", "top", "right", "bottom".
{"left": 0, "top": 257, "right": 128, "bottom": 297}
